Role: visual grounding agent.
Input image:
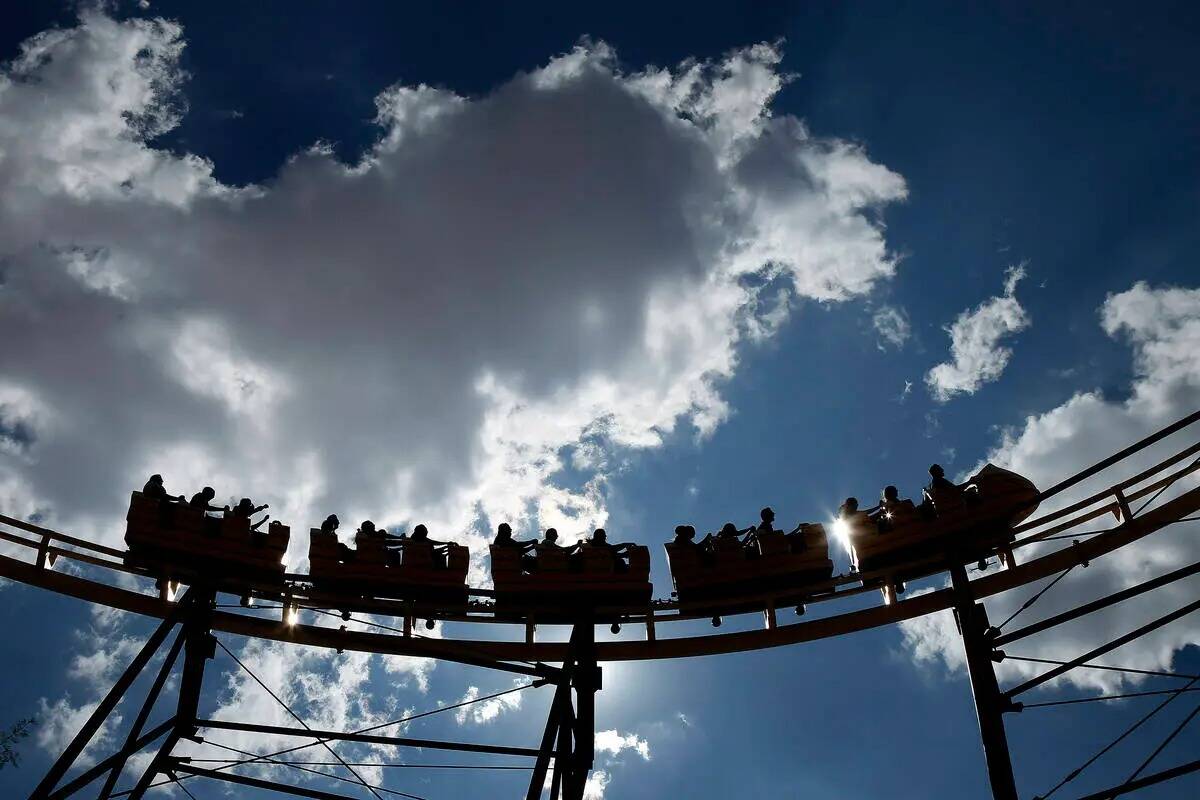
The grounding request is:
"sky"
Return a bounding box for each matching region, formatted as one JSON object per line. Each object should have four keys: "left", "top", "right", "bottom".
{"left": 1, "top": 1, "right": 1199, "bottom": 798}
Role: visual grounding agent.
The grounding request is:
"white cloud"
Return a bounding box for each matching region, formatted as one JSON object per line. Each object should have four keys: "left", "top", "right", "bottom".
{"left": 582, "top": 769, "right": 611, "bottom": 800}
{"left": 5, "top": 15, "right": 908, "bottom": 789}
{"left": 872, "top": 305, "right": 911, "bottom": 350}
{"left": 0, "top": 12, "right": 906, "bottom": 574}
{"left": 35, "top": 696, "right": 122, "bottom": 768}
{"left": 594, "top": 728, "right": 651, "bottom": 760}
{"left": 452, "top": 682, "right": 524, "bottom": 725}
{"left": 926, "top": 264, "right": 1030, "bottom": 402}
{"left": 901, "top": 281, "right": 1200, "bottom": 692}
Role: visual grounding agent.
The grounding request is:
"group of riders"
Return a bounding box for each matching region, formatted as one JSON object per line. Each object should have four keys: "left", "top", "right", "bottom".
{"left": 143, "top": 474, "right": 272, "bottom": 531}
{"left": 141, "top": 461, "right": 965, "bottom": 573}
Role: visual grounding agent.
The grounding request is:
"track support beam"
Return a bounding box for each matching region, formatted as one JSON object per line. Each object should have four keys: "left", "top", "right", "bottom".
{"left": 526, "top": 619, "right": 600, "bottom": 800}
{"left": 951, "top": 564, "right": 1018, "bottom": 800}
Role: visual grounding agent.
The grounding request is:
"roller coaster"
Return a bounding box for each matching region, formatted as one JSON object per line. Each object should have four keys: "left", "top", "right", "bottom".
{"left": 3, "top": 410, "right": 1200, "bottom": 800}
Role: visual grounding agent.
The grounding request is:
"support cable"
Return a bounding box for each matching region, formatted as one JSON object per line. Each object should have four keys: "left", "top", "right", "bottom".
{"left": 213, "top": 636, "right": 388, "bottom": 800}
{"left": 995, "top": 558, "right": 1200, "bottom": 647}
{"left": 1002, "top": 655, "right": 1198, "bottom": 682}
{"left": 1115, "top": 699, "right": 1200, "bottom": 792}
{"left": 162, "top": 770, "right": 199, "bottom": 800}
{"left": 1020, "top": 686, "right": 1200, "bottom": 709}
{"left": 1131, "top": 455, "right": 1200, "bottom": 518}
{"left": 1006, "top": 597, "right": 1200, "bottom": 698}
{"left": 1031, "top": 676, "right": 1199, "bottom": 800}
{"left": 200, "top": 738, "right": 428, "bottom": 800}
{"left": 188, "top": 681, "right": 535, "bottom": 777}
{"left": 995, "top": 565, "right": 1076, "bottom": 631}
{"left": 1037, "top": 513, "right": 1198, "bottom": 543}
{"left": 1069, "top": 759, "right": 1200, "bottom": 800}
{"left": 302, "top": 605, "right": 544, "bottom": 670}
{"left": 190, "top": 759, "right": 533, "bottom": 769}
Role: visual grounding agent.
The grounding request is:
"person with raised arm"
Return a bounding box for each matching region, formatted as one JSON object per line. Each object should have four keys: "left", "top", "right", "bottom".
{"left": 188, "top": 486, "right": 227, "bottom": 515}
{"left": 581, "top": 527, "right": 632, "bottom": 572}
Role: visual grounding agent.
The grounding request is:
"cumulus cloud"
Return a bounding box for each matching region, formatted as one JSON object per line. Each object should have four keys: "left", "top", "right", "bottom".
{"left": 452, "top": 681, "right": 524, "bottom": 725}
{"left": 872, "top": 305, "right": 911, "bottom": 350}
{"left": 901, "top": 281, "right": 1200, "bottom": 692}
{"left": 0, "top": 11, "right": 906, "bottom": 573}
{"left": 595, "top": 728, "right": 651, "bottom": 760}
{"left": 5, "top": 13, "right": 909, "bottom": 792}
{"left": 925, "top": 264, "right": 1030, "bottom": 402}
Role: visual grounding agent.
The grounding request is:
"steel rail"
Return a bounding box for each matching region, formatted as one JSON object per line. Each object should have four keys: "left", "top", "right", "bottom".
{"left": 2, "top": 487, "right": 1196, "bottom": 664}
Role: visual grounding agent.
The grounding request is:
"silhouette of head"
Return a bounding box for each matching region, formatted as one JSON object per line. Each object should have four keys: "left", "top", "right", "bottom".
{"left": 149, "top": 474, "right": 163, "bottom": 485}
{"left": 201, "top": 486, "right": 215, "bottom": 500}
{"left": 497, "top": 523, "right": 512, "bottom": 541}
{"left": 360, "top": 520, "right": 376, "bottom": 534}
{"left": 884, "top": 485, "right": 899, "bottom": 502}
{"left": 840, "top": 497, "right": 859, "bottom": 517}
{"left": 719, "top": 522, "right": 739, "bottom": 537}
{"left": 236, "top": 498, "right": 253, "bottom": 513}
{"left": 592, "top": 528, "right": 607, "bottom": 544}
{"left": 674, "top": 524, "right": 694, "bottom": 542}
{"left": 544, "top": 528, "right": 558, "bottom": 543}
{"left": 413, "top": 524, "right": 428, "bottom": 540}
{"left": 760, "top": 507, "right": 774, "bottom": 523}
{"left": 930, "top": 464, "right": 945, "bottom": 479}
{"left": 323, "top": 514, "right": 339, "bottom": 531}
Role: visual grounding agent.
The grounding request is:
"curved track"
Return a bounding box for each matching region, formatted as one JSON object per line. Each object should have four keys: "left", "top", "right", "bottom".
{"left": 2, "top": 411, "right": 1199, "bottom": 667}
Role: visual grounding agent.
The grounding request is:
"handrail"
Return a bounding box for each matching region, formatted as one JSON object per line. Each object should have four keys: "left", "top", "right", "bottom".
{"left": 0, "top": 511, "right": 126, "bottom": 559}
{"left": 1014, "top": 438, "right": 1200, "bottom": 536}
{"left": 1033, "top": 408, "right": 1200, "bottom": 503}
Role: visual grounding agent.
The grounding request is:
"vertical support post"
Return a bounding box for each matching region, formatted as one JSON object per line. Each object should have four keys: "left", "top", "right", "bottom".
{"left": 35, "top": 534, "right": 52, "bottom": 570}
{"left": 565, "top": 620, "right": 598, "bottom": 800}
{"left": 950, "top": 564, "right": 1018, "bottom": 800}
{"left": 126, "top": 586, "right": 215, "bottom": 800}
{"left": 1114, "top": 488, "right": 1134, "bottom": 523}
{"left": 527, "top": 682, "right": 568, "bottom": 800}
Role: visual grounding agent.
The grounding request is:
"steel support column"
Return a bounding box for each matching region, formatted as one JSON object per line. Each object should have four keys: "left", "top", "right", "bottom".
{"left": 127, "top": 585, "right": 215, "bottom": 800}
{"left": 950, "top": 564, "right": 1018, "bottom": 800}
{"left": 525, "top": 619, "right": 601, "bottom": 800}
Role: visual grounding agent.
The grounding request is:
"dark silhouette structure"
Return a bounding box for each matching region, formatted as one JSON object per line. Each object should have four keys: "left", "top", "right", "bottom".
{"left": 9, "top": 410, "right": 1200, "bottom": 800}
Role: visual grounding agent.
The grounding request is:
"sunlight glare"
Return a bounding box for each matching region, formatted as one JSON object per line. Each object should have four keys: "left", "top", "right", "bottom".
{"left": 831, "top": 518, "right": 853, "bottom": 555}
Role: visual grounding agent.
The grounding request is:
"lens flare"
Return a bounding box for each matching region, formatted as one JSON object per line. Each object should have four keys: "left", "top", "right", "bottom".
{"left": 831, "top": 518, "right": 853, "bottom": 555}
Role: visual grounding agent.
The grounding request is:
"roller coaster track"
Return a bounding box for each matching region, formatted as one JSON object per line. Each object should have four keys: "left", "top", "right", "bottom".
{"left": 5, "top": 410, "right": 1200, "bottom": 800}
{"left": 2, "top": 411, "right": 1200, "bottom": 665}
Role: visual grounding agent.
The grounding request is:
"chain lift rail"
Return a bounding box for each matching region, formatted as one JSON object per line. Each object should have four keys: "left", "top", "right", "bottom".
{"left": 3, "top": 409, "right": 1200, "bottom": 800}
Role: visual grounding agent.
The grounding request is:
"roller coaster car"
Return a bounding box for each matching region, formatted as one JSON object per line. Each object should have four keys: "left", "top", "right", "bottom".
{"left": 124, "top": 492, "right": 289, "bottom": 585}
{"left": 665, "top": 527, "right": 835, "bottom": 612}
{"left": 848, "top": 464, "right": 1039, "bottom": 587}
{"left": 307, "top": 531, "right": 469, "bottom": 609}
{"left": 489, "top": 544, "right": 653, "bottom": 617}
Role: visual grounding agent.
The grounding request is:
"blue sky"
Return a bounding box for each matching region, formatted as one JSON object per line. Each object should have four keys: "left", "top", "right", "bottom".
{"left": 1, "top": 2, "right": 1199, "bottom": 798}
